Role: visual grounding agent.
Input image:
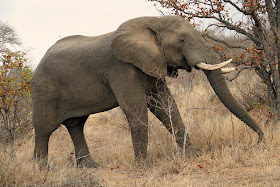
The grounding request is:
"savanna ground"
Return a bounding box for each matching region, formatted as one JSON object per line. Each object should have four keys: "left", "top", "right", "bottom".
{"left": 1, "top": 70, "right": 280, "bottom": 186}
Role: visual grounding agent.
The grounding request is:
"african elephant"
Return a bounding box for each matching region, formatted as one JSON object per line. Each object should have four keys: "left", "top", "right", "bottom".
{"left": 32, "top": 16, "right": 264, "bottom": 168}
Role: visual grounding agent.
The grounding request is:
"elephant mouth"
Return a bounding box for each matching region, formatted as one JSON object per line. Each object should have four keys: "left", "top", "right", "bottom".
{"left": 167, "top": 67, "right": 179, "bottom": 77}
{"left": 181, "top": 58, "right": 192, "bottom": 72}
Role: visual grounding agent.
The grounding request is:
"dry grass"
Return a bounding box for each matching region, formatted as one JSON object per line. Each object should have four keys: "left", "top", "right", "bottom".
{"left": 1, "top": 70, "right": 280, "bottom": 186}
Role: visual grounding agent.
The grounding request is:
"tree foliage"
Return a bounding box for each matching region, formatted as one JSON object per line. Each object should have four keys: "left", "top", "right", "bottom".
{"left": 0, "top": 21, "right": 32, "bottom": 146}
{"left": 0, "top": 50, "right": 32, "bottom": 146}
{"left": 149, "top": 0, "right": 280, "bottom": 119}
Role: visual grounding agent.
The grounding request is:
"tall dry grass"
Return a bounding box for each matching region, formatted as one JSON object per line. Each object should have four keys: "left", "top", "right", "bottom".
{"left": 1, "top": 70, "right": 280, "bottom": 186}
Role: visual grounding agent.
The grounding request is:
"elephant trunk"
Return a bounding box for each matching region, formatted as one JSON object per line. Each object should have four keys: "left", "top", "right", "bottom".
{"left": 204, "top": 69, "right": 264, "bottom": 143}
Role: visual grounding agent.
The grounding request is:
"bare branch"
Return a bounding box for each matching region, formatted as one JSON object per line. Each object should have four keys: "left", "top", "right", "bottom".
{"left": 212, "top": 15, "right": 261, "bottom": 45}
{"left": 224, "top": 0, "right": 253, "bottom": 15}
{"left": 155, "top": 6, "right": 167, "bottom": 16}
{"left": 0, "top": 21, "right": 21, "bottom": 50}
{"left": 203, "top": 34, "right": 247, "bottom": 49}
{"left": 226, "top": 66, "right": 257, "bottom": 82}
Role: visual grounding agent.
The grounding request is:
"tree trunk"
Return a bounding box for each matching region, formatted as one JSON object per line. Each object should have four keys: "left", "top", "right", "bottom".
{"left": 1, "top": 109, "right": 14, "bottom": 146}
{"left": 267, "top": 82, "right": 280, "bottom": 120}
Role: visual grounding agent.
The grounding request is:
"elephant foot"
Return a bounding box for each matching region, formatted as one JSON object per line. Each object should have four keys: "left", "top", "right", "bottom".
{"left": 185, "top": 147, "right": 202, "bottom": 158}
{"left": 134, "top": 154, "right": 149, "bottom": 167}
{"left": 77, "top": 156, "right": 99, "bottom": 168}
{"left": 133, "top": 159, "right": 150, "bottom": 168}
{"left": 33, "top": 154, "right": 49, "bottom": 170}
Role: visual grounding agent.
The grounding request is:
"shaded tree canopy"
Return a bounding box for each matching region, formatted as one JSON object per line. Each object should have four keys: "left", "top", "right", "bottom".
{"left": 0, "top": 21, "right": 21, "bottom": 50}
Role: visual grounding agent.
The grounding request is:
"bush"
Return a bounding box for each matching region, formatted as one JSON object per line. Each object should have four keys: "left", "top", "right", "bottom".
{"left": 0, "top": 50, "right": 32, "bottom": 146}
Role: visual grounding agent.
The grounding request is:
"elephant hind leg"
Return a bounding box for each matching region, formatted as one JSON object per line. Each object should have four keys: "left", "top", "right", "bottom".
{"left": 63, "top": 116, "right": 99, "bottom": 168}
{"left": 33, "top": 131, "right": 53, "bottom": 167}
{"left": 33, "top": 102, "right": 60, "bottom": 167}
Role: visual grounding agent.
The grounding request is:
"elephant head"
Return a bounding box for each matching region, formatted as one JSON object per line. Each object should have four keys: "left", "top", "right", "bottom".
{"left": 112, "top": 16, "right": 264, "bottom": 142}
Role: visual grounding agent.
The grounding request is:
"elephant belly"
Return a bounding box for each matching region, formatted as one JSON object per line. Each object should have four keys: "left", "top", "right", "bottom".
{"left": 58, "top": 83, "right": 119, "bottom": 121}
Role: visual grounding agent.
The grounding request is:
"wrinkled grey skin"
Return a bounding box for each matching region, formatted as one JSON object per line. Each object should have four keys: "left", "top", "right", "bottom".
{"left": 32, "top": 16, "right": 264, "bottom": 168}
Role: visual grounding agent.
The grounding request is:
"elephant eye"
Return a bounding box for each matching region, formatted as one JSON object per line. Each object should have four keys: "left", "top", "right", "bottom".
{"left": 180, "top": 37, "right": 185, "bottom": 43}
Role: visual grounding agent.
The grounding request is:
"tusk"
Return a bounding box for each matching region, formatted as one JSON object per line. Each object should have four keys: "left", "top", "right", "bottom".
{"left": 196, "top": 59, "right": 233, "bottom": 70}
{"left": 221, "top": 67, "right": 236, "bottom": 74}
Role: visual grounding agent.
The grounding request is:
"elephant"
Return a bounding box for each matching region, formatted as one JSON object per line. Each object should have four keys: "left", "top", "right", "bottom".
{"left": 31, "top": 16, "right": 264, "bottom": 168}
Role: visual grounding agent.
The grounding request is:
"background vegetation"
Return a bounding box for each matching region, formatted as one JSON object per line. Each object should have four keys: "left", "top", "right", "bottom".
{"left": 0, "top": 21, "right": 32, "bottom": 147}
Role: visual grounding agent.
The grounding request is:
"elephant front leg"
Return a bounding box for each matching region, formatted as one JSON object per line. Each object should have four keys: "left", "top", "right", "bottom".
{"left": 111, "top": 86, "right": 149, "bottom": 163}
{"left": 118, "top": 99, "right": 148, "bottom": 163}
{"left": 127, "top": 113, "right": 148, "bottom": 163}
{"left": 148, "top": 81, "right": 201, "bottom": 158}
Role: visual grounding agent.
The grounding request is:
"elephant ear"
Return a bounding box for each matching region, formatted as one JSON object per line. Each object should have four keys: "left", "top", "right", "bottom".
{"left": 112, "top": 17, "right": 167, "bottom": 78}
